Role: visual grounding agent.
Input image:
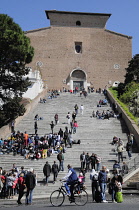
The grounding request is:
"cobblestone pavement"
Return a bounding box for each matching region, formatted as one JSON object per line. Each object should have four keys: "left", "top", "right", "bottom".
{"left": 0, "top": 194, "right": 139, "bottom": 208}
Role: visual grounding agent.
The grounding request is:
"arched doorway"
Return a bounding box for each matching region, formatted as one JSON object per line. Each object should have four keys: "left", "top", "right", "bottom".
{"left": 69, "top": 69, "right": 87, "bottom": 91}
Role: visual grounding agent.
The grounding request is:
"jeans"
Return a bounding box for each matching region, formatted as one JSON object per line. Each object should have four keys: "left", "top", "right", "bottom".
{"left": 112, "top": 188, "right": 116, "bottom": 201}
{"left": 45, "top": 176, "right": 49, "bottom": 183}
{"left": 73, "top": 127, "right": 76, "bottom": 134}
{"left": 26, "top": 188, "right": 34, "bottom": 204}
{"left": 118, "top": 152, "right": 123, "bottom": 163}
{"left": 96, "top": 163, "right": 100, "bottom": 172}
{"left": 59, "top": 160, "right": 64, "bottom": 171}
{"left": 53, "top": 172, "right": 58, "bottom": 182}
{"left": 99, "top": 182, "right": 107, "bottom": 201}
{"left": 127, "top": 150, "right": 132, "bottom": 158}
{"left": 65, "top": 181, "right": 75, "bottom": 200}
{"left": 64, "top": 182, "right": 71, "bottom": 194}
{"left": 81, "top": 161, "right": 85, "bottom": 169}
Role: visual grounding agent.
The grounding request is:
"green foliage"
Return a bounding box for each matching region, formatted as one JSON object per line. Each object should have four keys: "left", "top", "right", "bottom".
{"left": 0, "top": 14, "right": 34, "bottom": 127}
{"left": 109, "top": 54, "right": 139, "bottom": 122}
{"left": 125, "top": 54, "right": 139, "bottom": 85}
{"left": 117, "top": 83, "right": 125, "bottom": 97}
{"left": 109, "top": 87, "right": 138, "bottom": 124}
{"left": 119, "top": 82, "right": 139, "bottom": 107}
{"left": 109, "top": 87, "right": 118, "bottom": 98}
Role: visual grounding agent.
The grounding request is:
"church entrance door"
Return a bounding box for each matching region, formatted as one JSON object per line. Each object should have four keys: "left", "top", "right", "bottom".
{"left": 73, "top": 81, "right": 83, "bottom": 91}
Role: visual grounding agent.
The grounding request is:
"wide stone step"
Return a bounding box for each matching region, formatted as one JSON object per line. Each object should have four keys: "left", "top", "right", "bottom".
{"left": 1, "top": 92, "right": 135, "bottom": 198}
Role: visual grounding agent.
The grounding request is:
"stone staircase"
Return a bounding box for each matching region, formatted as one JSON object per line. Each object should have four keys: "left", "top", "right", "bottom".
{"left": 0, "top": 92, "right": 138, "bottom": 198}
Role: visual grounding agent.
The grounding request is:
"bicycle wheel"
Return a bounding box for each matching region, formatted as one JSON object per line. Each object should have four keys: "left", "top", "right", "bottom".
{"left": 74, "top": 190, "right": 88, "bottom": 206}
{"left": 50, "top": 190, "right": 65, "bottom": 206}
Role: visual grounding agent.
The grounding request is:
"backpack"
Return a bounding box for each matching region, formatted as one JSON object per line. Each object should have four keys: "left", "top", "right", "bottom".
{"left": 95, "top": 191, "right": 102, "bottom": 203}
{"left": 92, "top": 173, "right": 98, "bottom": 181}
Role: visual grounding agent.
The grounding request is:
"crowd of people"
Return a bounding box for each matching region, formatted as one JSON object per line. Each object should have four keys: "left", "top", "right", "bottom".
{"left": 0, "top": 89, "right": 134, "bottom": 204}
{"left": 78, "top": 131, "right": 134, "bottom": 203}
{"left": 0, "top": 164, "right": 36, "bottom": 205}
{"left": 92, "top": 109, "right": 116, "bottom": 120}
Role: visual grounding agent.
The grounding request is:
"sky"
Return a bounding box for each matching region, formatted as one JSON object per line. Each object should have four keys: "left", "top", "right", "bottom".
{"left": 0, "top": 0, "right": 139, "bottom": 56}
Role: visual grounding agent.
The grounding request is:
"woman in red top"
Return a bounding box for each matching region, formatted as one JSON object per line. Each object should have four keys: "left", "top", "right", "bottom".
{"left": 73, "top": 121, "right": 78, "bottom": 134}
{"left": 17, "top": 173, "right": 26, "bottom": 204}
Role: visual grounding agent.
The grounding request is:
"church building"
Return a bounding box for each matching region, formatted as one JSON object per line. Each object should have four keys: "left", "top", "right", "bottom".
{"left": 25, "top": 10, "right": 132, "bottom": 91}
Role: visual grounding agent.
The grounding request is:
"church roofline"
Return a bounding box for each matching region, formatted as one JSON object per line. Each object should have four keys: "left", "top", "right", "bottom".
{"left": 25, "top": 27, "right": 51, "bottom": 34}
{"left": 105, "top": 29, "right": 132, "bottom": 39}
{"left": 45, "top": 10, "right": 111, "bottom": 19}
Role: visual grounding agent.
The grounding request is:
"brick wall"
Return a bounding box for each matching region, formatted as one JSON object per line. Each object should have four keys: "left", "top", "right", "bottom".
{"left": 26, "top": 23, "right": 132, "bottom": 90}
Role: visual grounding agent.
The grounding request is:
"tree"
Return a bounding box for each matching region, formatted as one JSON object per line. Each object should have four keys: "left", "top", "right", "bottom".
{"left": 125, "top": 54, "right": 139, "bottom": 85}
{"left": 0, "top": 14, "right": 34, "bottom": 127}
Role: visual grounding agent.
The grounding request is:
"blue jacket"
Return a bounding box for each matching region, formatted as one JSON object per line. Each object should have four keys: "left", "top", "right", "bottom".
{"left": 98, "top": 170, "right": 107, "bottom": 183}
{"left": 68, "top": 168, "right": 78, "bottom": 182}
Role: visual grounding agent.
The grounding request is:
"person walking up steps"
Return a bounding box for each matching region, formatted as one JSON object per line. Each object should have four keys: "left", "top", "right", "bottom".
{"left": 74, "top": 104, "right": 79, "bottom": 115}
{"left": 52, "top": 161, "right": 59, "bottom": 184}
{"left": 54, "top": 113, "right": 59, "bottom": 125}
{"left": 66, "top": 112, "right": 71, "bottom": 124}
{"left": 57, "top": 151, "right": 64, "bottom": 171}
{"left": 43, "top": 161, "right": 51, "bottom": 185}
{"left": 50, "top": 121, "right": 55, "bottom": 134}
{"left": 80, "top": 105, "right": 84, "bottom": 115}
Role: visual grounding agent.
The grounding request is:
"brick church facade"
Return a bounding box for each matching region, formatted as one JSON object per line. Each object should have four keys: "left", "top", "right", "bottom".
{"left": 25, "top": 10, "right": 132, "bottom": 91}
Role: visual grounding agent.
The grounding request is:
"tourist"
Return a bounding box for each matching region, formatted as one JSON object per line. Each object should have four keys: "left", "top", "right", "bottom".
{"left": 117, "top": 143, "right": 124, "bottom": 163}
{"left": 34, "top": 121, "right": 38, "bottom": 135}
{"left": 126, "top": 139, "right": 132, "bottom": 159}
{"left": 43, "top": 161, "right": 51, "bottom": 185}
{"left": 74, "top": 104, "right": 79, "bottom": 115}
{"left": 80, "top": 105, "right": 84, "bottom": 115}
{"left": 52, "top": 161, "right": 59, "bottom": 184}
{"left": 73, "top": 121, "right": 78, "bottom": 134}
{"left": 90, "top": 169, "right": 99, "bottom": 202}
{"left": 61, "top": 164, "right": 78, "bottom": 203}
{"left": 98, "top": 166, "right": 108, "bottom": 203}
{"left": 50, "top": 121, "right": 55, "bottom": 134}
{"left": 54, "top": 113, "right": 59, "bottom": 125}
{"left": 57, "top": 151, "right": 64, "bottom": 171}
{"left": 17, "top": 173, "right": 25, "bottom": 204}
{"left": 85, "top": 152, "right": 90, "bottom": 172}
{"left": 25, "top": 168, "right": 36, "bottom": 205}
{"left": 66, "top": 112, "right": 71, "bottom": 124}
{"left": 80, "top": 151, "right": 86, "bottom": 169}
{"left": 121, "top": 162, "right": 129, "bottom": 176}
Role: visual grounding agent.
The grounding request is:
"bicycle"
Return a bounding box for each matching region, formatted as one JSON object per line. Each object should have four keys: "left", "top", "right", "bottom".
{"left": 50, "top": 181, "right": 88, "bottom": 206}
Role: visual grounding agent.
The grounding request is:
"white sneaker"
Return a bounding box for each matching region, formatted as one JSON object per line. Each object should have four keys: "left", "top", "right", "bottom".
{"left": 102, "top": 200, "right": 108, "bottom": 203}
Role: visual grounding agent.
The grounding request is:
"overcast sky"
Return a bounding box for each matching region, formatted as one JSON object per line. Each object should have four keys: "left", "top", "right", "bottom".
{"left": 1, "top": 0, "right": 139, "bottom": 56}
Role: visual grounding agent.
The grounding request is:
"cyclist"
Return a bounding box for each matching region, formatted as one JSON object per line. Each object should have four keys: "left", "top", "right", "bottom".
{"left": 61, "top": 164, "right": 78, "bottom": 202}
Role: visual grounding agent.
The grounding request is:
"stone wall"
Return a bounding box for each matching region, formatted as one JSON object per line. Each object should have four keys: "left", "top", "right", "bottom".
{"left": 107, "top": 89, "right": 139, "bottom": 148}
{"left": 0, "top": 89, "right": 47, "bottom": 139}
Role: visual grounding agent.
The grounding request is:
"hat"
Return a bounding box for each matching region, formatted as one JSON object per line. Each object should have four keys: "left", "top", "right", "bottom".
{"left": 20, "top": 173, "right": 24, "bottom": 177}
{"left": 29, "top": 168, "right": 34, "bottom": 172}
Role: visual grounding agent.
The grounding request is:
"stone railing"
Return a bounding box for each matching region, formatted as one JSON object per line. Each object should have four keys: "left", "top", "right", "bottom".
{"left": 107, "top": 89, "right": 139, "bottom": 148}
{"left": 0, "top": 89, "right": 47, "bottom": 139}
